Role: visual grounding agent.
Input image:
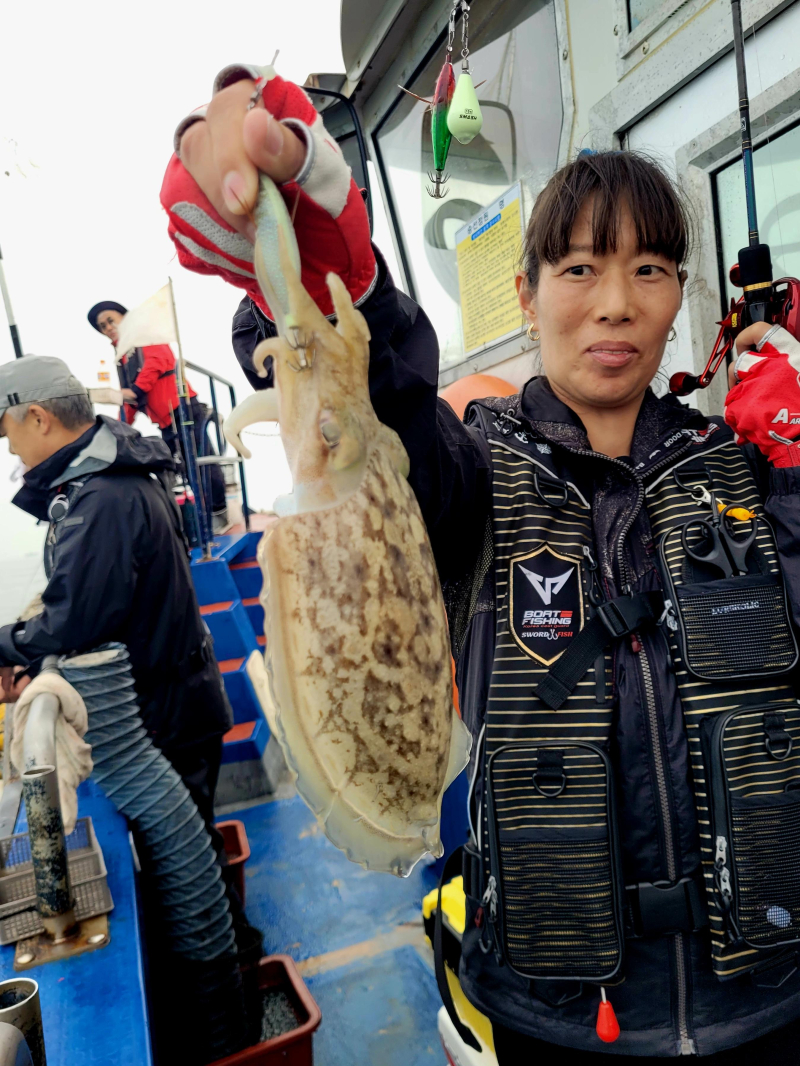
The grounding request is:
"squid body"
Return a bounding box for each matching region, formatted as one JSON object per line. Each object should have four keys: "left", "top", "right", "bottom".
{"left": 225, "top": 173, "right": 470, "bottom": 876}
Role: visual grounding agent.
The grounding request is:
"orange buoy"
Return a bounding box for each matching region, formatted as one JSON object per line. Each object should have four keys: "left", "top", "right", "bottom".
{"left": 439, "top": 373, "right": 517, "bottom": 421}
{"left": 596, "top": 988, "right": 620, "bottom": 1043}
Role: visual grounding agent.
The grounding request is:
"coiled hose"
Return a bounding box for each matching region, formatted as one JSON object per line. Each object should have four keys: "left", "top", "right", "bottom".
{"left": 61, "top": 644, "right": 247, "bottom": 1062}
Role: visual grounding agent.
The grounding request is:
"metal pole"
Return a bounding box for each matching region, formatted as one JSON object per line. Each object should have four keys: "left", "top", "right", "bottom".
{"left": 0, "top": 244, "right": 23, "bottom": 359}
{"left": 169, "top": 279, "right": 211, "bottom": 558}
{"left": 229, "top": 384, "right": 251, "bottom": 532}
{"left": 731, "top": 0, "right": 758, "bottom": 245}
{"left": 208, "top": 378, "right": 224, "bottom": 455}
{"left": 21, "top": 658, "right": 77, "bottom": 943}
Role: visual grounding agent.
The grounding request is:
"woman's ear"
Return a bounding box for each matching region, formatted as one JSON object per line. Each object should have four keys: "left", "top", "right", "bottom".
{"left": 678, "top": 268, "right": 688, "bottom": 294}
{"left": 516, "top": 271, "right": 536, "bottom": 323}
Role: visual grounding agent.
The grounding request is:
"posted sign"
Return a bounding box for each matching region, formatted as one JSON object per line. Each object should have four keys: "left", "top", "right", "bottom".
{"left": 455, "top": 183, "right": 524, "bottom": 355}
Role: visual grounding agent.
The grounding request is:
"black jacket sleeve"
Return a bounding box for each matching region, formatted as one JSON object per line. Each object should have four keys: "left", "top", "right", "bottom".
{"left": 230, "top": 248, "right": 493, "bottom": 585}
{"left": 0, "top": 483, "right": 138, "bottom": 667}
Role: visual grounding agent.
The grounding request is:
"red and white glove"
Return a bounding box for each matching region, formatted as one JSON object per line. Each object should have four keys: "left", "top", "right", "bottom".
{"left": 160, "top": 64, "right": 377, "bottom": 321}
{"left": 724, "top": 326, "right": 800, "bottom": 468}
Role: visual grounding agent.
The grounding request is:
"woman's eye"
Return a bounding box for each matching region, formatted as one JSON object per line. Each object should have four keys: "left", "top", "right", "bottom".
{"left": 565, "top": 265, "right": 593, "bottom": 277}
{"left": 637, "top": 264, "right": 665, "bottom": 276}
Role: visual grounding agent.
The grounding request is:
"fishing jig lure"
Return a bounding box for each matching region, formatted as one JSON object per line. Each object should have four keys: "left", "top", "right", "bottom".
{"left": 401, "top": 1, "right": 484, "bottom": 198}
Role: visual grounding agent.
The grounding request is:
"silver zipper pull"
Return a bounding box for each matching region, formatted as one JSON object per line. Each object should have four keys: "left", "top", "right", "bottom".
{"left": 583, "top": 545, "right": 598, "bottom": 570}
{"left": 715, "top": 835, "right": 733, "bottom": 904}
{"left": 658, "top": 598, "right": 679, "bottom": 632}
{"left": 481, "top": 875, "right": 498, "bottom": 920}
{"left": 714, "top": 835, "right": 727, "bottom": 865}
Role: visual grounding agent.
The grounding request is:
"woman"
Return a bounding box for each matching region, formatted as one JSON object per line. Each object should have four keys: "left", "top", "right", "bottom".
{"left": 162, "top": 68, "right": 800, "bottom": 1061}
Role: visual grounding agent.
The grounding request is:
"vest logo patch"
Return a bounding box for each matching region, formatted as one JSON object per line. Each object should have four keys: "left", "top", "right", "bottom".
{"left": 509, "top": 545, "right": 584, "bottom": 665}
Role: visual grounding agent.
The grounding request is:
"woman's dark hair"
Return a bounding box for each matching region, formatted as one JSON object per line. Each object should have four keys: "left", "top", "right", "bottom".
{"left": 522, "top": 151, "right": 691, "bottom": 289}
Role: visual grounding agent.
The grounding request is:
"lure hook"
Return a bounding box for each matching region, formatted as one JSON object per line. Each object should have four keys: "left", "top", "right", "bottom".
{"left": 426, "top": 171, "right": 449, "bottom": 199}
{"left": 285, "top": 328, "right": 315, "bottom": 371}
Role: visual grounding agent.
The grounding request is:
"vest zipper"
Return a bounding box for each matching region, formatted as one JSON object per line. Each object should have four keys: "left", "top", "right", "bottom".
{"left": 638, "top": 634, "right": 695, "bottom": 1053}
{"left": 560, "top": 438, "right": 697, "bottom": 1054}
{"left": 558, "top": 440, "right": 693, "bottom": 593}
{"left": 503, "top": 425, "right": 704, "bottom": 1045}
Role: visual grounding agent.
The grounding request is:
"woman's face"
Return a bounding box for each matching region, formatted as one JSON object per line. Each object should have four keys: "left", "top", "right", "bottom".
{"left": 518, "top": 198, "right": 685, "bottom": 412}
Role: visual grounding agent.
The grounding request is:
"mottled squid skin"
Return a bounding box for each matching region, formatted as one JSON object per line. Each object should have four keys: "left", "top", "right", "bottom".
{"left": 228, "top": 176, "right": 470, "bottom": 876}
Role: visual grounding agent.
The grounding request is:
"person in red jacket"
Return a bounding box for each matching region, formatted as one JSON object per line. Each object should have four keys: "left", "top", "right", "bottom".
{"left": 88, "top": 300, "right": 227, "bottom": 524}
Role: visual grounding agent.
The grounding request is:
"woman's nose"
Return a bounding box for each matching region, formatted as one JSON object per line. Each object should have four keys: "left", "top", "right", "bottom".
{"left": 595, "top": 273, "right": 635, "bottom": 324}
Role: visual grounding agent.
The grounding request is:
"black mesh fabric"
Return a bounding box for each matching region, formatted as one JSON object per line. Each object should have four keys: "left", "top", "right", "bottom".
{"left": 498, "top": 837, "right": 621, "bottom": 977}
{"left": 731, "top": 796, "right": 800, "bottom": 946}
{"left": 675, "top": 577, "right": 796, "bottom": 678}
{"left": 442, "top": 515, "right": 495, "bottom": 659}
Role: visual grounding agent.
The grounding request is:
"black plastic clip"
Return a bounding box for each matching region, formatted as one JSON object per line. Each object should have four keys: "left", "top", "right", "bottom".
{"left": 532, "top": 748, "right": 566, "bottom": 798}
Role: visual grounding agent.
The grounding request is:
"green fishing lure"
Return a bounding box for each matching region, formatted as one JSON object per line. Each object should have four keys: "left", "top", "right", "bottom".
{"left": 400, "top": 0, "right": 483, "bottom": 199}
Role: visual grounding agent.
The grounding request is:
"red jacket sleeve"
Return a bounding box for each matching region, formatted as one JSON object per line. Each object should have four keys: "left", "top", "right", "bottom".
{"left": 160, "top": 71, "right": 377, "bottom": 321}
{"left": 131, "top": 344, "right": 176, "bottom": 401}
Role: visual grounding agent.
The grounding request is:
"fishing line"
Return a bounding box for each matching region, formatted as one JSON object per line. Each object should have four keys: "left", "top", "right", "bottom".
{"left": 241, "top": 428, "right": 280, "bottom": 438}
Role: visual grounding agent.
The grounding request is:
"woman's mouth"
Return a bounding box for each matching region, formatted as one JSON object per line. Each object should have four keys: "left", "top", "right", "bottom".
{"left": 586, "top": 342, "right": 639, "bottom": 368}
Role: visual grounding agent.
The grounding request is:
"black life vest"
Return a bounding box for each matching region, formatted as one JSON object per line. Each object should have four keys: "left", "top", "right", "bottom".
{"left": 449, "top": 395, "right": 800, "bottom": 1030}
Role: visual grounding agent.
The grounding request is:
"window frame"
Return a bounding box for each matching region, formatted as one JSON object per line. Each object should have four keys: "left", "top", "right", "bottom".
{"left": 710, "top": 114, "right": 800, "bottom": 318}
{"left": 615, "top": 0, "right": 698, "bottom": 70}
{"left": 670, "top": 66, "right": 800, "bottom": 416}
{"left": 369, "top": 0, "right": 574, "bottom": 386}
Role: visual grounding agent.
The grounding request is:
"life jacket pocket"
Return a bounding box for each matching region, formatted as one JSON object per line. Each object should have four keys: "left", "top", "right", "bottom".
{"left": 701, "top": 703, "right": 800, "bottom": 952}
{"left": 484, "top": 741, "right": 625, "bottom": 982}
{"left": 658, "top": 519, "right": 798, "bottom": 681}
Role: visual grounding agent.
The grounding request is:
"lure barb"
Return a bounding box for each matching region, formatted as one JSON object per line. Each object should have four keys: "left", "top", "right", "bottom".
{"left": 426, "top": 170, "right": 449, "bottom": 199}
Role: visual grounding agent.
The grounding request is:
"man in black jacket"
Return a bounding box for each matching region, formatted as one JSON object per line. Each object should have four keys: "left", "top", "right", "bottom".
{"left": 0, "top": 354, "right": 232, "bottom": 831}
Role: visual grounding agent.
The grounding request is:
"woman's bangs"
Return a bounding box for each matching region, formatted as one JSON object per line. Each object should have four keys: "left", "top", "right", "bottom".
{"left": 527, "top": 152, "right": 690, "bottom": 280}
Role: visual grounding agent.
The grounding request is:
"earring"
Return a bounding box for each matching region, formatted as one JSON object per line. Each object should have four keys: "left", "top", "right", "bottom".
{"left": 668, "top": 327, "right": 677, "bottom": 342}
{"left": 527, "top": 323, "right": 540, "bottom": 342}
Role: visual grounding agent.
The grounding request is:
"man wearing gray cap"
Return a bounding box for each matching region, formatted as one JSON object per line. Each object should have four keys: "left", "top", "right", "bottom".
{"left": 0, "top": 354, "right": 233, "bottom": 823}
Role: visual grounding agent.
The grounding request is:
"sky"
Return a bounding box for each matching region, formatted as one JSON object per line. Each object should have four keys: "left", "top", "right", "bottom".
{"left": 0, "top": 0, "right": 352, "bottom": 615}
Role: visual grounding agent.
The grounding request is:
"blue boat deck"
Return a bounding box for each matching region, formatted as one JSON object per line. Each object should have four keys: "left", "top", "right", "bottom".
{"left": 0, "top": 780, "right": 153, "bottom": 1066}
{"left": 0, "top": 528, "right": 463, "bottom": 1066}
{"left": 238, "top": 793, "right": 445, "bottom": 1066}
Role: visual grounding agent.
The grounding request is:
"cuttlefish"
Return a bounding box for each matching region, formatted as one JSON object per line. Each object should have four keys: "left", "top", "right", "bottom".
{"left": 224, "top": 174, "right": 470, "bottom": 876}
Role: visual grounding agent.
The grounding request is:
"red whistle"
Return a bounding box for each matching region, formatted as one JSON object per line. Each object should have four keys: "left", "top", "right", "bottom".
{"left": 596, "top": 988, "right": 620, "bottom": 1043}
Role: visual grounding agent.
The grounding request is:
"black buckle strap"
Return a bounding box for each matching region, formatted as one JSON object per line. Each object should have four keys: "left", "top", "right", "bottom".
{"left": 535, "top": 591, "right": 663, "bottom": 710}
{"left": 626, "top": 871, "right": 709, "bottom": 938}
{"left": 596, "top": 595, "right": 656, "bottom": 639}
{"left": 765, "top": 710, "right": 793, "bottom": 761}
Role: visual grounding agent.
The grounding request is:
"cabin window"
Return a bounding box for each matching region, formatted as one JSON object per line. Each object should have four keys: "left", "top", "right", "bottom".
{"left": 374, "top": 0, "right": 563, "bottom": 370}
{"left": 714, "top": 120, "right": 800, "bottom": 308}
{"left": 627, "top": 0, "right": 665, "bottom": 32}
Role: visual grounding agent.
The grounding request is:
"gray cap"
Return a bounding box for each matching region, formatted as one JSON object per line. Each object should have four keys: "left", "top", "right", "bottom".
{"left": 0, "top": 356, "right": 88, "bottom": 418}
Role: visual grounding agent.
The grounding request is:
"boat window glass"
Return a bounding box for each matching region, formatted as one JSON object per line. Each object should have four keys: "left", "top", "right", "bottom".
{"left": 628, "top": 0, "right": 664, "bottom": 32}
{"left": 374, "top": 0, "right": 562, "bottom": 369}
{"left": 714, "top": 121, "right": 800, "bottom": 307}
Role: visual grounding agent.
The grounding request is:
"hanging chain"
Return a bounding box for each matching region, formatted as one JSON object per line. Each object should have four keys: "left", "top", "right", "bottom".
{"left": 447, "top": 1, "right": 471, "bottom": 67}
{"left": 461, "top": 1, "right": 471, "bottom": 68}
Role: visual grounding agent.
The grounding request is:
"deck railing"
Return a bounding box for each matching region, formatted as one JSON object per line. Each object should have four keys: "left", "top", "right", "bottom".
{"left": 185, "top": 361, "right": 251, "bottom": 546}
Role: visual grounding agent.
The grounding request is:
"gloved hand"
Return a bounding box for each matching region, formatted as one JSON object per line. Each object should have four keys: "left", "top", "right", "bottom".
{"left": 160, "top": 63, "right": 376, "bottom": 321}
{"left": 724, "top": 324, "right": 800, "bottom": 467}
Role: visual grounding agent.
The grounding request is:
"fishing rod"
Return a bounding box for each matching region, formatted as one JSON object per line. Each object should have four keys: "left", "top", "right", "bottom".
{"left": 0, "top": 241, "right": 23, "bottom": 359}
{"left": 669, "top": 0, "right": 800, "bottom": 396}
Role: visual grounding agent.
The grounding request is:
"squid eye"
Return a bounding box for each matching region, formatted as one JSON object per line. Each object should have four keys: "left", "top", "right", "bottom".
{"left": 321, "top": 421, "right": 341, "bottom": 447}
